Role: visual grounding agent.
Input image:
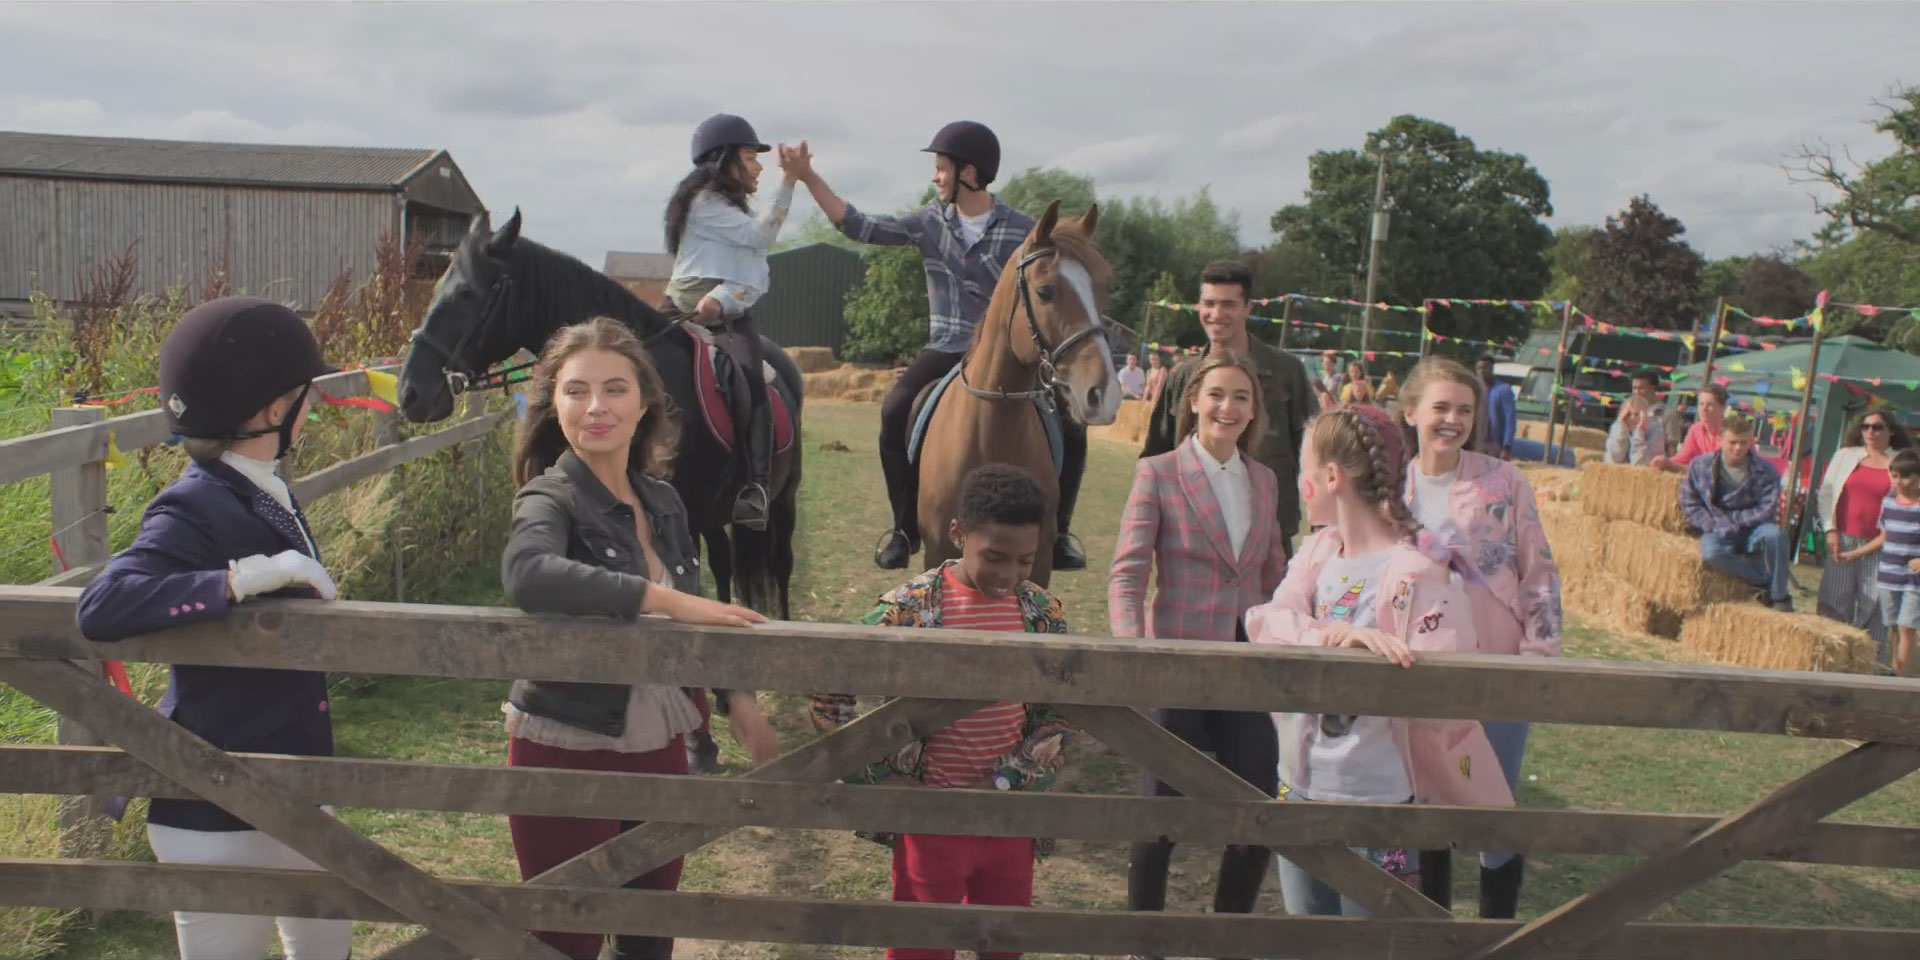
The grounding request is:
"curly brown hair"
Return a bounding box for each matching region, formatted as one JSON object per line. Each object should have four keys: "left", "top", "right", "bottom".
{"left": 1843, "top": 407, "right": 1914, "bottom": 451}
{"left": 511, "top": 317, "right": 678, "bottom": 487}
{"left": 1175, "top": 350, "right": 1266, "bottom": 456}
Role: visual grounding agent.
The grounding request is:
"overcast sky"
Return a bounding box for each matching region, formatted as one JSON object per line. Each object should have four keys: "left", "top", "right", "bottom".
{"left": 4, "top": 2, "right": 1915, "bottom": 269}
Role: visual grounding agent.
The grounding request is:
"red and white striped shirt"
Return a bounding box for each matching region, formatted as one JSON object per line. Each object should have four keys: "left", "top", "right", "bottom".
{"left": 920, "top": 567, "right": 1029, "bottom": 789}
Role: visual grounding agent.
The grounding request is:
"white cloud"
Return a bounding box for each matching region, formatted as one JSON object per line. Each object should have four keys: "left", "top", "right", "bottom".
{"left": 1048, "top": 134, "right": 1179, "bottom": 186}
{"left": 159, "top": 109, "right": 372, "bottom": 146}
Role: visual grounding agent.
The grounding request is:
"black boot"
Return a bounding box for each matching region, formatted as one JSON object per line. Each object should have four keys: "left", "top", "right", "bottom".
{"left": 875, "top": 447, "right": 919, "bottom": 570}
{"left": 686, "top": 727, "right": 719, "bottom": 775}
{"left": 1126, "top": 839, "right": 1173, "bottom": 913}
{"left": 1053, "top": 435, "right": 1088, "bottom": 571}
{"left": 1419, "top": 848, "right": 1453, "bottom": 911}
{"left": 730, "top": 407, "right": 773, "bottom": 531}
{"left": 1211, "top": 844, "right": 1272, "bottom": 914}
{"left": 1479, "top": 856, "right": 1525, "bottom": 919}
{"left": 609, "top": 933, "right": 673, "bottom": 960}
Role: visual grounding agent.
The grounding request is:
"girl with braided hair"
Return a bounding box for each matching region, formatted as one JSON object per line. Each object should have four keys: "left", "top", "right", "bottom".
{"left": 1397, "top": 355, "right": 1562, "bottom": 919}
{"left": 1244, "top": 402, "right": 1512, "bottom": 919}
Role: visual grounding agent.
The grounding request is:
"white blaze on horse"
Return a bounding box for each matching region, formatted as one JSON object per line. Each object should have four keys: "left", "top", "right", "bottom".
{"left": 914, "top": 200, "right": 1120, "bottom": 587}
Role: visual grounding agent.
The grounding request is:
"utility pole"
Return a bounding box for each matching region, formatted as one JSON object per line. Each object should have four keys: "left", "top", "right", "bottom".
{"left": 1359, "top": 150, "right": 1390, "bottom": 354}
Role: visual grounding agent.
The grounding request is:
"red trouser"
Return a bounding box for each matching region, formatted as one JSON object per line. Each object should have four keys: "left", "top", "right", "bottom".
{"left": 888, "top": 833, "right": 1037, "bottom": 960}
{"left": 507, "top": 735, "right": 688, "bottom": 960}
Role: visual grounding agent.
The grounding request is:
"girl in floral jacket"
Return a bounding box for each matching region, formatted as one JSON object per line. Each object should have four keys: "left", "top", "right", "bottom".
{"left": 1245, "top": 402, "right": 1513, "bottom": 919}
{"left": 1397, "top": 356, "right": 1563, "bottom": 919}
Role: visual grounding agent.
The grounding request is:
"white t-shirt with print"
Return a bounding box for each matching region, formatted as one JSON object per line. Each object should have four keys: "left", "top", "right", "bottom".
{"left": 1294, "top": 547, "right": 1415, "bottom": 803}
{"left": 1412, "top": 465, "right": 1463, "bottom": 550}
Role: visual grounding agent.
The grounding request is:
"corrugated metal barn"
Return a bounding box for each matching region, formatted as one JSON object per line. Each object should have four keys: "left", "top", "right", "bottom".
{"left": 756, "top": 243, "right": 864, "bottom": 353}
{"left": 0, "top": 130, "right": 486, "bottom": 310}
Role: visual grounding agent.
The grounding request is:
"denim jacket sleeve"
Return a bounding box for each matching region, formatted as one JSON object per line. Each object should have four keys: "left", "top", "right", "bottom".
{"left": 501, "top": 482, "right": 650, "bottom": 620}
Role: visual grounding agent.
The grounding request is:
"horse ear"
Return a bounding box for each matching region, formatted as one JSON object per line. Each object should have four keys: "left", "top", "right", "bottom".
{"left": 1079, "top": 202, "right": 1099, "bottom": 238}
{"left": 1033, "top": 199, "right": 1061, "bottom": 245}
{"left": 486, "top": 207, "right": 523, "bottom": 257}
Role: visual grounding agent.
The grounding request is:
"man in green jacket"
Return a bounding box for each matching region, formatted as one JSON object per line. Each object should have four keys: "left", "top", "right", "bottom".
{"left": 1140, "top": 261, "right": 1318, "bottom": 554}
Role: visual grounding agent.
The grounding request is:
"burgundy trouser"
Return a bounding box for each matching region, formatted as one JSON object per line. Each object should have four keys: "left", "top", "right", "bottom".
{"left": 887, "top": 833, "right": 1036, "bottom": 960}
{"left": 507, "top": 734, "right": 688, "bottom": 960}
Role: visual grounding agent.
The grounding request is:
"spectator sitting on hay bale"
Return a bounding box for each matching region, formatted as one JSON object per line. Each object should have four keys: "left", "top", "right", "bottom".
{"left": 1653, "top": 383, "right": 1728, "bottom": 474}
{"left": 1604, "top": 396, "right": 1665, "bottom": 467}
{"left": 1680, "top": 413, "right": 1793, "bottom": 612}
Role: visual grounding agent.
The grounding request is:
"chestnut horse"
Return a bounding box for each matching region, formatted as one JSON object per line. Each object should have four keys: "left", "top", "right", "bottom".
{"left": 917, "top": 201, "right": 1120, "bottom": 587}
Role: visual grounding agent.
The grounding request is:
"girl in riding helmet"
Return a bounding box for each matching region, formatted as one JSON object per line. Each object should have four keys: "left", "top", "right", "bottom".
{"left": 663, "top": 112, "right": 799, "bottom": 531}
{"left": 76, "top": 296, "right": 350, "bottom": 960}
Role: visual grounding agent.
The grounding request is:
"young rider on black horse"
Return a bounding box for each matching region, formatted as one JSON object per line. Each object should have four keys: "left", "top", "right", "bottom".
{"left": 790, "top": 121, "right": 1091, "bottom": 570}
{"left": 663, "top": 112, "right": 797, "bottom": 531}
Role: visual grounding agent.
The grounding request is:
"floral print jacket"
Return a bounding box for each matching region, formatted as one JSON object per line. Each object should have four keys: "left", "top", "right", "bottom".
{"left": 1403, "top": 449, "right": 1564, "bottom": 657}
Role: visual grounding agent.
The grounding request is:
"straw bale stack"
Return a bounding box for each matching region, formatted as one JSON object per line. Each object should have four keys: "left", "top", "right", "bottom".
{"left": 1538, "top": 502, "right": 1609, "bottom": 578}
{"left": 1522, "top": 467, "right": 1580, "bottom": 503}
{"left": 1563, "top": 569, "right": 1683, "bottom": 639}
{"left": 1580, "top": 462, "right": 1692, "bottom": 534}
{"left": 1603, "top": 521, "right": 1754, "bottom": 612}
{"left": 1089, "top": 399, "right": 1152, "bottom": 446}
{"left": 789, "top": 346, "right": 839, "bottom": 373}
{"left": 1517, "top": 420, "right": 1607, "bottom": 451}
{"left": 803, "top": 366, "right": 894, "bottom": 402}
{"left": 1679, "top": 604, "right": 1877, "bottom": 674}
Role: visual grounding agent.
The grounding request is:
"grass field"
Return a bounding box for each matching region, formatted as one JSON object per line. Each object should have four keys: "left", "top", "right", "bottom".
{"left": 20, "top": 399, "right": 1920, "bottom": 959}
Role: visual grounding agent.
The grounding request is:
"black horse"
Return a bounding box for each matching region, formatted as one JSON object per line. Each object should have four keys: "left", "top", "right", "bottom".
{"left": 399, "top": 210, "right": 803, "bottom": 627}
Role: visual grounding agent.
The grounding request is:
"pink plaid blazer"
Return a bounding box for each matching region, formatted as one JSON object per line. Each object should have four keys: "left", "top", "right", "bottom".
{"left": 1110, "top": 440, "right": 1289, "bottom": 642}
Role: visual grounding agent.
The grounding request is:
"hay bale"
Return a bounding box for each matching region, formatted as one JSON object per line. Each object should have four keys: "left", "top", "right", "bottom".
{"left": 789, "top": 346, "right": 839, "bottom": 373}
{"left": 802, "top": 368, "right": 853, "bottom": 399}
{"left": 1521, "top": 466, "right": 1580, "bottom": 502}
{"left": 1089, "top": 398, "right": 1151, "bottom": 446}
{"left": 1538, "top": 502, "right": 1608, "bottom": 578}
{"left": 1580, "top": 461, "right": 1692, "bottom": 534}
{"left": 1563, "top": 569, "right": 1683, "bottom": 639}
{"left": 1603, "top": 521, "right": 1755, "bottom": 612}
{"left": 1517, "top": 419, "right": 1605, "bottom": 451}
{"left": 1679, "top": 604, "right": 1876, "bottom": 674}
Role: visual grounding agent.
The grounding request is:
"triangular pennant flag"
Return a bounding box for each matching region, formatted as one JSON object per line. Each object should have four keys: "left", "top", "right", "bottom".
{"left": 1790, "top": 366, "right": 1808, "bottom": 391}
{"left": 1753, "top": 379, "right": 1770, "bottom": 396}
{"left": 1729, "top": 362, "right": 1746, "bottom": 372}
{"left": 365, "top": 369, "right": 400, "bottom": 408}
{"left": 103, "top": 432, "right": 126, "bottom": 470}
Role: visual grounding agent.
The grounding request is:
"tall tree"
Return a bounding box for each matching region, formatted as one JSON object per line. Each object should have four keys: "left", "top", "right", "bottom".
{"left": 1802, "top": 231, "right": 1920, "bottom": 352}
{"left": 1583, "top": 195, "right": 1706, "bottom": 330}
{"left": 1270, "top": 115, "right": 1555, "bottom": 314}
{"left": 1788, "top": 84, "right": 1920, "bottom": 247}
{"left": 1543, "top": 225, "right": 1595, "bottom": 317}
{"left": 1730, "top": 254, "right": 1819, "bottom": 322}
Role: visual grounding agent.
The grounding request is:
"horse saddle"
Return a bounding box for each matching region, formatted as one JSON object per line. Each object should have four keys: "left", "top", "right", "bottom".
{"left": 907, "top": 362, "right": 1064, "bottom": 477}
{"left": 673, "top": 322, "right": 795, "bottom": 456}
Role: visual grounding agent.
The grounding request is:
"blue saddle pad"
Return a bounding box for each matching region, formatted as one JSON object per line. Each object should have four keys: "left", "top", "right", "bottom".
{"left": 906, "top": 363, "right": 1064, "bottom": 477}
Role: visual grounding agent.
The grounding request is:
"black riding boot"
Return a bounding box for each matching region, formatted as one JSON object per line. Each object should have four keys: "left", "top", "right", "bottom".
{"left": 1053, "top": 425, "right": 1088, "bottom": 570}
{"left": 1419, "top": 848, "right": 1454, "bottom": 911}
{"left": 1212, "top": 844, "right": 1271, "bottom": 915}
{"left": 731, "top": 405, "right": 773, "bottom": 531}
{"left": 1479, "top": 856, "right": 1526, "bottom": 919}
{"left": 875, "top": 446, "right": 919, "bottom": 570}
{"left": 686, "top": 726, "right": 719, "bottom": 775}
{"left": 609, "top": 933, "right": 673, "bottom": 960}
{"left": 1126, "top": 839, "right": 1174, "bottom": 913}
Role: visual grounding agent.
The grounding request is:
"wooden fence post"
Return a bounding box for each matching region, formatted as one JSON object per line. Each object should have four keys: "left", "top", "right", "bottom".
{"left": 49, "top": 405, "right": 113, "bottom": 866}
{"left": 375, "top": 406, "right": 407, "bottom": 603}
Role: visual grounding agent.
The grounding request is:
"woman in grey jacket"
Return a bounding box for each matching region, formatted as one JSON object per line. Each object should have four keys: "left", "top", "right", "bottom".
{"left": 500, "top": 316, "right": 776, "bottom": 960}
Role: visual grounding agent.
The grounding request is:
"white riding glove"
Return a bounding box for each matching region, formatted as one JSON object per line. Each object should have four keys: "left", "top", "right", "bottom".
{"left": 228, "top": 550, "right": 338, "bottom": 602}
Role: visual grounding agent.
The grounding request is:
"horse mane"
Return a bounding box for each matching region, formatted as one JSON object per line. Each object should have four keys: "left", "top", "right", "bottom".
{"left": 967, "top": 216, "right": 1113, "bottom": 352}
{"left": 469, "top": 230, "right": 670, "bottom": 341}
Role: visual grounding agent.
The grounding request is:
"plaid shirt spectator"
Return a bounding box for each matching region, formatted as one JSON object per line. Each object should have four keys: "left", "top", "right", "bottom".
{"left": 838, "top": 199, "right": 1035, "bottom": 354}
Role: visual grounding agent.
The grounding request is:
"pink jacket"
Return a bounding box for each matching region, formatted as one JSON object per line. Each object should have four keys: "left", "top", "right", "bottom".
{"left": 1245, "top": 528, "right": 1515, "bottom": 808}
{"left": 1110, "top": 441, "right": 1288, "bottom": 642}
{"left": 1403, "top": 449, "right": 1563, "bottom": 657}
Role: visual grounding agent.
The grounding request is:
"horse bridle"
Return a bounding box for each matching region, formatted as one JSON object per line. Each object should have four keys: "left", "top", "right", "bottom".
{"left": 959, "top": 246, "right": 1120, "bottom": 405}
{"left": 407, "top": 272, "right": 535, "bottom": 396}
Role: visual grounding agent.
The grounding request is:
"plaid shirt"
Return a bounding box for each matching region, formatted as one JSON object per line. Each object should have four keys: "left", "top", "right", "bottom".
{"left": 838, "top": 198, "right": 1035, "bottom": 354}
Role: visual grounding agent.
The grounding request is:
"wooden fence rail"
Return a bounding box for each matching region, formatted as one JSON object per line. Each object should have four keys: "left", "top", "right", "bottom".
{"left": 1, "top": 590, "right": 1916, "bottom": 958}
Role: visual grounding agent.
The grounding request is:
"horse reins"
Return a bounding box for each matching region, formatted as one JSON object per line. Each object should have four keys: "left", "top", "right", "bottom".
{"left": 407, "top": 273, "right": 537, "bottom": 396}
{"left": 959, "top": 246, "right": 1116, "bottom": 406}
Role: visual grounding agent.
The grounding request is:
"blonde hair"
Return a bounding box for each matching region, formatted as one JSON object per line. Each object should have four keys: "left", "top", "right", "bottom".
{"left": 1175, "top": 351, "right": 1266, "bottom": 456}
{"left": 1308, "top": 404, "right": 1419, "bottom": 542}
{"left": 511, "top": 317, "right": 678, "bottom": 487}
{"left": 1398, "top": 357, "right": 1485, "bottom": 452}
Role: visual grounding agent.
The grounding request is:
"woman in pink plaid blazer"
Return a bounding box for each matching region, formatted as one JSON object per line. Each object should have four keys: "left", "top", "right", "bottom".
{"left": 1110, "top": 352, "right": 1290, "bottom": 925}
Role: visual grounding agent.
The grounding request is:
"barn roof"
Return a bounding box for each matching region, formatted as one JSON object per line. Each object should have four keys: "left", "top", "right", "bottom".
{"left": 604, "top": 251, "right": 675, "bottom": 280}
{"left": 0, "top": 130, "right": 447, "bottom": 191}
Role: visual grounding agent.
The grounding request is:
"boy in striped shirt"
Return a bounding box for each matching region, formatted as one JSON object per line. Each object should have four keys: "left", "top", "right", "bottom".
{"left": 813, "top": 464, "right": 1073, "bottom": 960}
{"left": 1866, "top": 448, "right": 1920, "bottom": 676}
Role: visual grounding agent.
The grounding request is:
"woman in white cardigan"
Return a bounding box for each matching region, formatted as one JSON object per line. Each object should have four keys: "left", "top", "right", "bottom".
{"left": 1816, "top": 409, "right": 1913, "bottom": 662}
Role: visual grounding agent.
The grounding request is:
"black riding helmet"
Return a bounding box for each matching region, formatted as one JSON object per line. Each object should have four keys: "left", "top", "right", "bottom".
{"left": 922, "top": 121, "right": 1001, "bottom": 201}
{"left": 690, "top": 113, "right": 771, "bottom": 165}
{"left": 159, "top": 296, "right": 337, "bottom": 458}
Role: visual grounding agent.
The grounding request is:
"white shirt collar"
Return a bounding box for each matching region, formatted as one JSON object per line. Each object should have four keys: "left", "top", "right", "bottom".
{"left": 1190, "top": 434, "right": 1248, "bottom": 477}
{"left": 220, "top": 449, "right": 292, "bottom": 512}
